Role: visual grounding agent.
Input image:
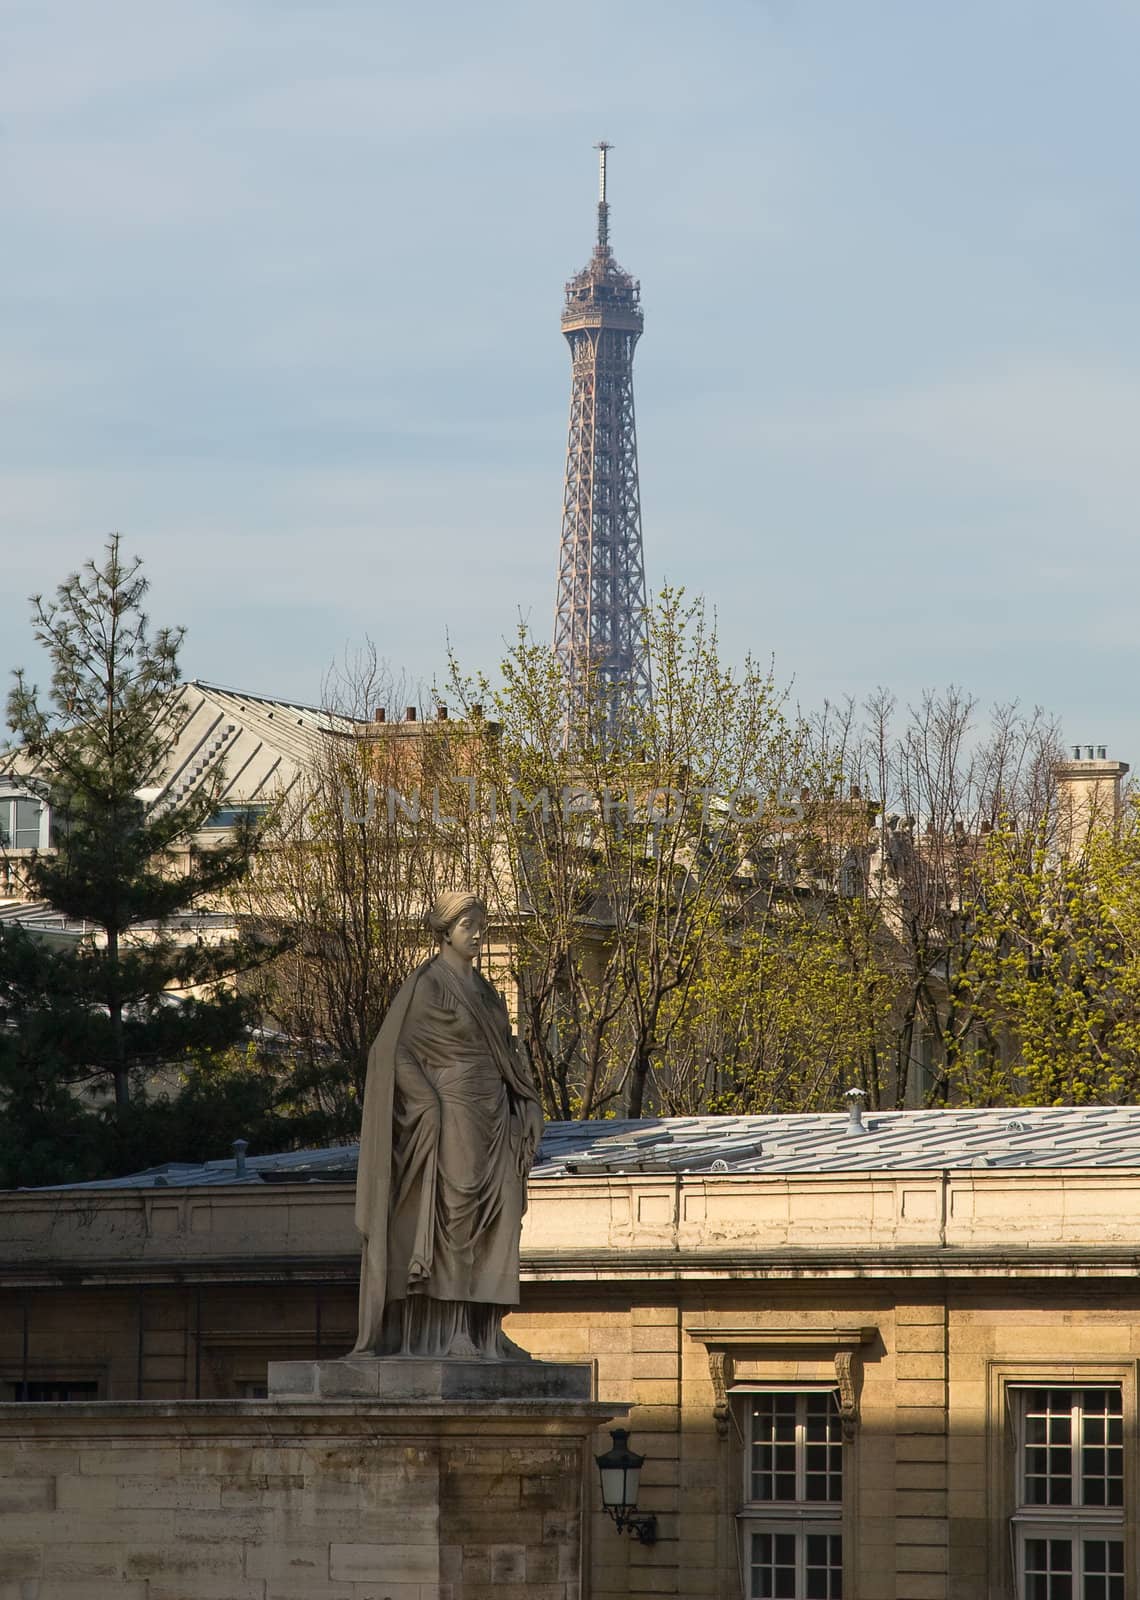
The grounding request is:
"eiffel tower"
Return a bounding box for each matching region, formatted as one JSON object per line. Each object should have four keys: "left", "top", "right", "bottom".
{"left": 552, "top": 144, "right": 651, "bottom": 740}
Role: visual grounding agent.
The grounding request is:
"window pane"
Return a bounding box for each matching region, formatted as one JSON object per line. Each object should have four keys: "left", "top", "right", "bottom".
{"left": 1049, "top": 1539, "right": 1071, "bottom": 1571}
{"left": 1024, "top": 1535, "right": 1074, "bottom": 1600}
{"left": 752, "top": 1396, "right": 796, "bottom": 1502}
{"left": 1082, "top": 1539, "right": 1124, "bottom": 1600}
{"left": 202, "top": 803, "right": 268, "bottom": 830}
{"left": 804, "top": 1533, "right": 842, "bottom": 1599}
{"left": 1021, "top": 1391, "right": 1082, "bottom": 1507}
{"left": 803, "top": 1394, "right": 842, "bottom": 1503}
{"left": 804, "top": 1394, "right": 833, "bottom": 1430}
{"left": 13, "top": 799, "right": 41, "bottom": 848}
{"left": 750, "top": 1532, "right": 796, "bottom": 1600}
{"left": 1077, "top": 1392, "right": 1123, "bottom": 1508}
{"left": 10, "top": 1380, "right": 98, "bottom": 1402}
{"left": 752, "top": 1393, "right": 841, "bottom": 1504}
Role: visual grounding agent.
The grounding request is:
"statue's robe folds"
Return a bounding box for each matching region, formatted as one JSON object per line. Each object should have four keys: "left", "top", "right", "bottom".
{"left": 353, "top": 956, "right": 542, "bottom": 1357}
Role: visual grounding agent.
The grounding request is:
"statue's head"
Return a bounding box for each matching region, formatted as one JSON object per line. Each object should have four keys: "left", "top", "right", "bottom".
{"left": 426, "top": 891, "right": 488, "bottom": 946}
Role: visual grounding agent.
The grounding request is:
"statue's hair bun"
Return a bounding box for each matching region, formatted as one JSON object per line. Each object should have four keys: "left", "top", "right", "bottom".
{"left": 426, "top": 891, "right": 487, "bottom": 937}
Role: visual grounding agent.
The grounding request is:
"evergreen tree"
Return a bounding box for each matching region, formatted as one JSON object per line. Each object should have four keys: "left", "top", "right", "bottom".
{"left": 0, "top": 538, "right": 263, "bottom": 1178}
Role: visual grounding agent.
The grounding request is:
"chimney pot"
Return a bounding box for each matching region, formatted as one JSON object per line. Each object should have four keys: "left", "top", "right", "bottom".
{"left": 373, "top": 707, "right": 386, "bottom": 724}
{"left": 843, "top": 1087, "right": 869, "bottom": 1135}
{"left": 405, "top": 706, "right": 417, "bottom": 723}
{"left": 1098, "top": 745, "right": 1107, "bottom": 759}
{"left": 1086, "top": 745, "right": 1095, "bottom": 759}
{"left": 472, "top": 703, "right": 483, "bottom": 719}
{"left": 1072, "top": 746, "right": 1081, "bottom": 759}
{"left": 232, "top": 1138, "right": 249, "bottom": 1177}
{"left": 437, "top": 705, "right": 448, "bottom": 721}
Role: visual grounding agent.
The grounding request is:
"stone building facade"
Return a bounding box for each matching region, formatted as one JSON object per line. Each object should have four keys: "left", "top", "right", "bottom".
{"left": 2, "top": 1107, "right": 1139, "bottom": 1599}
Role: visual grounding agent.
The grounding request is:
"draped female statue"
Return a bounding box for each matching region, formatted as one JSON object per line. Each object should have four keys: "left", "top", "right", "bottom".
{"left": 352, "top": 892, "right": 544, "bottom": 1359}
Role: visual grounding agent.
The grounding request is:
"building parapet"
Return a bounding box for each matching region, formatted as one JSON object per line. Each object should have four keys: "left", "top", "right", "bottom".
{"left": 3, "top": 1168, "right": 1140, "bottom": 1286}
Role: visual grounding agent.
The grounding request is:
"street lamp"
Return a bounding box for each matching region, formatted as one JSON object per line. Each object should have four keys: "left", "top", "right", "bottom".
{"left": 594, "top": 1428, "right": 657, "bottom": 1545}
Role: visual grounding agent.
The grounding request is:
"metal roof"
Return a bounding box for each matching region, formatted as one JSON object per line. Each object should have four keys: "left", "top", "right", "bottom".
{"left": 33, "top": 1106, "right": 1140, "bottom": 1191}
{"left": 533, "top": 1108, "right": 1140, "bottom": 1174}
{"left": 150, "top": 680, "right": 360, "bottom": 813}
{"left": 0, "top": 901, "right": 232, "bottom": 938}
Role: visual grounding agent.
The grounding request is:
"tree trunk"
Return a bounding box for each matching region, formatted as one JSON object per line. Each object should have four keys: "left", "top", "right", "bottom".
{"left": 627, "top": 1046, "right": 652, "bottom": 1119}
{"left": 106, "top": 927, "right": 129, "bottom": 1116}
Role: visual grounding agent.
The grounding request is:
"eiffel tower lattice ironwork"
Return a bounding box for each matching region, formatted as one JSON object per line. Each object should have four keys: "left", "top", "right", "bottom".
{"left": 553, "top": 143, "right": 651, "bottom": 739}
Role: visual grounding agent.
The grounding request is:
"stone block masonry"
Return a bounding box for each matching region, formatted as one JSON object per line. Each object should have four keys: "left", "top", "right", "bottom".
{"left": 0, "top": 1394, "right": 617, "bottom": 1600}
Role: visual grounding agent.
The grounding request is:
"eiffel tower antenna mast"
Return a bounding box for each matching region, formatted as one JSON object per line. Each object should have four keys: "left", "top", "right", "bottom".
{"left": 596, "top": 139, "right": 610, "bottom": 250}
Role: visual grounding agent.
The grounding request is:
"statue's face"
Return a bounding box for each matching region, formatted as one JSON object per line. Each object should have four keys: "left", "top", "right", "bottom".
{"left": 446, "top": 910, "right": 485, "bottom": 961}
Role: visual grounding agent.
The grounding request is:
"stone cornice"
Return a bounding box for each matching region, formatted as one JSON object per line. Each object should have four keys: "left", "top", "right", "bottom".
{"left": 5, "top": 1245, "right": 1140, "bottom": 1290}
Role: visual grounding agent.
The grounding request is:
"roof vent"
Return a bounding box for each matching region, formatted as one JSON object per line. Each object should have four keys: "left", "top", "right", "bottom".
{"left": 1004, "top": 1118, "right": 1028, "bottom": 1134}
{"left": 844, "top": 1087, "right": 869, "bottom": 1136}
{"left": 971, "top": 1155, "right": 992, "bottom": 1168}
{"left": 233, "top": 1138, "right": 249, "bottom": 1177}
{"left": 710, "top": 1158, "right": 729, "bottom": 1173}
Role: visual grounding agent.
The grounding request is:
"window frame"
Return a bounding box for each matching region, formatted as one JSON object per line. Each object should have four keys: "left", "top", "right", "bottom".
{"left": 6, "top": 1379, "right": 101, "bottom": 1403}
{"left": 987, "top": 1361, "right": 1136, "bottom": 1600}
{"left": 735, "top": 1385, "right": 845, "bottom": 1600}
{"left": 199, "top": 802, "right": 269, "bottom": 833}
{"left": 1011, "top": 1385, "right": 1125, "bottom": 1599}
{"left": 0, "top": 790, "right": 48, "bottom": 852}
{"left": 0, "top": 1363, "right": 106, "bottom": 1403}
{"left": 742, "top": 1521, "right": 844, "bottom": 1600}
{"left": 1014, "top": 1385, "right": 1124, "bottom": 1514}
{"left": 1015, "top": 1520, "right": 1126, "bottom": 1599}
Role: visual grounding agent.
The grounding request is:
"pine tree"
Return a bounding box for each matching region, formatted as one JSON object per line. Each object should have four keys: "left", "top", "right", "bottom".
{"left": 0, "top": 537, "right": 262, "bottom": 1176}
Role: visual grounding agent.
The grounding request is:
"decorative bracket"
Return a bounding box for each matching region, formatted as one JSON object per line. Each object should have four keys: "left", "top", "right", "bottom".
{"left": 708, "top": 1349, "right": 732, "bottom": 1439}
{"left": 686, "top": 1325, "right": 877, "bottom": 1441}
{"left": 834, "top": 1349, "right": 858, "bottom": 1440}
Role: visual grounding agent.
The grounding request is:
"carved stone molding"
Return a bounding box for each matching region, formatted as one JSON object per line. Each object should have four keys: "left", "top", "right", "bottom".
{"left": 685, "top": 1325, "right": 877, "bottom": 1439}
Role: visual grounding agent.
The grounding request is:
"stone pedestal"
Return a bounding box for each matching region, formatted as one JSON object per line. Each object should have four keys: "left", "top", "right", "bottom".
{"left": 0, "top": 1361, "right": 617, "bottom": 1600}
{"left": 268, "top": 1353, "right": 593, "bottom": 1403}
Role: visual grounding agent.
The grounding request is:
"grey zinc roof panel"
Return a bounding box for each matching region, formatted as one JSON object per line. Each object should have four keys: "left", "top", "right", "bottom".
{"left": 29, "top": 1106, "right": 1140, "bottom": 1190}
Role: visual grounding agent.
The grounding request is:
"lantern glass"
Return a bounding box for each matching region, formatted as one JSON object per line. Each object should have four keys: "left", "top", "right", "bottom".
{"left": 595, "top": 1428, "right": 645, "bottom": 1510}
{"left": 599, "top": 1464, "right": 629, "bottom": 1509}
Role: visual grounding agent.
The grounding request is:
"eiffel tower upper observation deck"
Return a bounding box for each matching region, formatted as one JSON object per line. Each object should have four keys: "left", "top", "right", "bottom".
{"left": 553, "top": 144, "right": 651, "bottom": 738}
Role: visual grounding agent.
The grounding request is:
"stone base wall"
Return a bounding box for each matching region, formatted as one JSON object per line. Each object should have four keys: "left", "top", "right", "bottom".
{"left": 0, "top": 1397, "right": 613, "bottom": 1600}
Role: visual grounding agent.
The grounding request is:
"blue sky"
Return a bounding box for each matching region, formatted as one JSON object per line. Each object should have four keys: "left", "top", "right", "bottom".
{"left": 4, "top": 0, "right": 1139, "bottom": 756}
